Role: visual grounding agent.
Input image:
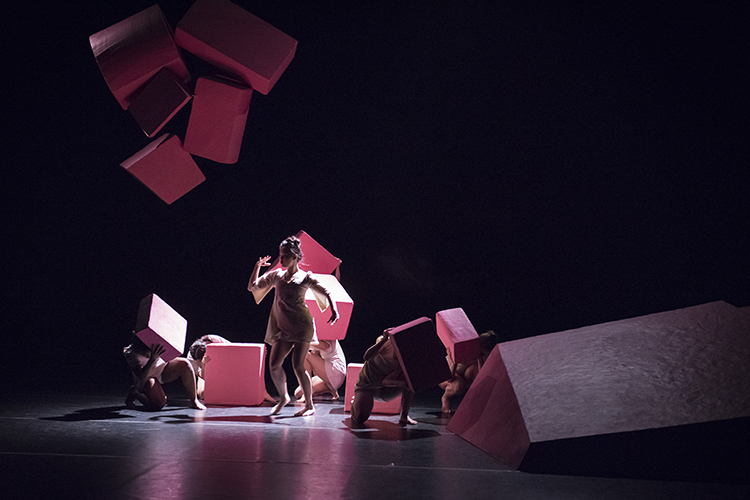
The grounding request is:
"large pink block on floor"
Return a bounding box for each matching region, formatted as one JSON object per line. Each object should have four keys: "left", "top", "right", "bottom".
{"left": 175, "top": 0, "right": 297, "bottom": 95}
{"left": 203, "top": 343, "right": 267, "bottom": 406}
{"left": 389, "top": 317, "right": 453, "bottom": 393}
{"left": 436, "top": 308, "right": 481, "bottom": 365}
{"left": 305, "top": 274, "right": 353, "bottom": 340}
{"left": 184, "top": 75, "right": 253, "bottom": 164}
{"left": 447, "top": 346, "right": 530, "bottom": 469}
{"left": 270, "top": 231, "right": 342, "bottom": 275}
{"left": 89, "top": 4, "right": 191, "bottom": 110}
{"left": 134, "top": 294, "right": 187, "bottom": 362}
{"left": 344, "top": 363, "right": 402, "bottom": 414}
{"left": 120, "top": 134, "right": 206, "bottom": 204}
{"left": 127, "top": 67, "right": 192, "bottom": 138}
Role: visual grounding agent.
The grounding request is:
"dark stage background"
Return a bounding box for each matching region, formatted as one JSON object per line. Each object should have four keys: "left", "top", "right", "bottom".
{"left": 4, "top": 1, "right": 748, "bottom": 393}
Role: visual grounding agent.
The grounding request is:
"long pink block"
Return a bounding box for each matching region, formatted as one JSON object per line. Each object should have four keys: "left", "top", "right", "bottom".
{"left": 447, "top": 346, "right": 530, "bottom": 469}
{"left": 389, "top": 317, "right": 452, "bottom": 393}
{"left": 120, "top": 134, "right": 206, "bottom": 204}
{"left": 344, "top": 363, "right": 402, "bottom": 414}
{"left": 305, "top": 274, "right": 353, "bottom": 340}
{"left": 435, "top": 308, "right": 481, "bottom": 364}
{"left": 134, "top": 294, "right": 187, "bottom": 362}
{"left": 204, "top": 343, "right": 267, "bottom": 406}
{"left": 184, "top": 76, "right": 253, "bottom": 164}
{"left": 175, "top": 0, "right": 297, "bottom": 95}
{"left": 271, "top": 231, "right": 342, "bottom": 275}
{"left": 127, "top": 68, "right": 192, "bottom": 138}
{"left": 498, "top": 300, "right": 750, "bottom": 442}
{"left": 89, "top": 5, "right": 190, "bottom": 110}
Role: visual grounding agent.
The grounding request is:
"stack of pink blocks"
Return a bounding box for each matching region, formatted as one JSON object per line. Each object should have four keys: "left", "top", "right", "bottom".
{"left": 90, "top": 0, "right": 298, "bottom": 204}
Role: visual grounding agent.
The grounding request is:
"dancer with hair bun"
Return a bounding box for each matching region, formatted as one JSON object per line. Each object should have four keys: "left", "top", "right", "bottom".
{"left": 248, "top": 236, "right": 339, "bottom": 416}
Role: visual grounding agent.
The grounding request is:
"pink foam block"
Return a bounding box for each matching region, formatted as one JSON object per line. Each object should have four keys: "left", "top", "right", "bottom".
{"left": 175, "top": 0, "right": 297, "bottom": 95}
{"left": 344, "top": 363, "right": 402, "bottom": 414}
{"left": 305, "top": 274, "right": 353, "bottom": 340}
{"left": 203, "top": 343, "right": 267, "bottom": 406}
{"left": 127, "top": 68, "right": 192, "bottom": 138}
{"left": 270, "top": 230, "right": 342, "bottom": 275}
{"left": 120, "top": 134, "right": 206, "bottom": 204}
{"left": 89, "top": 4, "right": 190, "bottom": 110}
{"left": 435, "top": 308, "right": 481, "bottom": 365}
{"left": 389, "top": 317, "right": 453, "bottom": 393}
{"left": 447, "top": 346, "right": 531, "bottom": 469}
{"left": 184, "top": 75, "right": 253, "bottom": 164}
{"left": 134, "top": 294, "right": 187, "bottom": 363}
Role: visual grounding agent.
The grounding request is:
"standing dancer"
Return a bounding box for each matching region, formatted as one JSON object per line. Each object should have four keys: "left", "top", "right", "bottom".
{"left": 248, "top": 236, "right": 339, "bottom": 416}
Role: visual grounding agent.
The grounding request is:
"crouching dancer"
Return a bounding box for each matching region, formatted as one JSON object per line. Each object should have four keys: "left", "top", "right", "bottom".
{"left": 123, "top": 335, "right": 205, "bottom": 411}
{"left": 351, "top": 329, "right": 416, "bottom": 426}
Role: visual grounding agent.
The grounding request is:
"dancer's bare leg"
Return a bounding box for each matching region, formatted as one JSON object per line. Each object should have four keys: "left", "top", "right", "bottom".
{"left": 268, "top": 340, "right": 294, "bottom": 415}
{"left": 399, "top": 388, "right": 417, "bottom": 425}
{"left": 291, "top": 342, "right": 314, "bottom": 416}
{"left": 162, "top": 358, "right": 206, "bottom": 410}
{"left": 294, "top": 356, "right": 315, "bottom": 401}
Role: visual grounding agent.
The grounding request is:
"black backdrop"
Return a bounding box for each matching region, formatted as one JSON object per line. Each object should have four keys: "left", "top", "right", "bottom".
{"left": 4, "top": 1, "right": 748, "bottom": 392}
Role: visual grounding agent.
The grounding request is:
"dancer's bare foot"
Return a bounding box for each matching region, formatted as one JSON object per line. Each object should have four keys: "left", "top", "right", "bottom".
{"left": 330, "top": 389, "right": 339, "bottom": 401}
{"left": 271, "top": 393, "right": 291, "bottom": 415}
{"left": 399, "top": 416, "right": 418, "bottom": 426}
{"left": 191, "top": 399, "right": 207, "bottom": 410}
{"left": 296, "top": 396, "right": 306, "bottom": 403}
{"left": 294, "top": 405, "right": 315, "bottom": 417}
{"left": 441, "top": 397, "right": 452, "bottom": 414}
{"left": 125, "top": 386, "right": 138, "bottom": 409}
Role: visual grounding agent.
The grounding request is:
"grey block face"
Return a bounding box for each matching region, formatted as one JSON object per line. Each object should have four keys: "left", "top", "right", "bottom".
{"left": 500, "top": 301, "right": 750, "bottom": 443}
{"left": 390, "top": 317, "right": 452, "bottom": 393}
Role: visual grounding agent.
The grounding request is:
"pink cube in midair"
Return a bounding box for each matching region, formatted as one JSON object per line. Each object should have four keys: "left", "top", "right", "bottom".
{"left": 134, "top": 294, "right": 187, "bottom": 362}
{"left": 120, "top": 134, "right": 206, "bottom": 204}
{"left": 203, "top": 343, "right": 267, "bottom": 406}
{"left": 184, "top": 75, "right": 253, "bottom": 164}
{"left": 436, "top": 308, "right": 481, "bottom": 365}
{"left": 89, "top": 4, "right": 191, "bottom": 110}
{"left": 305, "top": 274, "right": 353, "bottom": 340}
{"left": 175, "top": 0, "right": 298, "bottom": 95}
{"left": 127, "top": 67, "right": 192, "bottom": 138}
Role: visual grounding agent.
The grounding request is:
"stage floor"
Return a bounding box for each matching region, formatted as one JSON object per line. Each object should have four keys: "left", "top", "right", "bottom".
{"left": 2, "top": 390, "right": 748, "bottom": 500}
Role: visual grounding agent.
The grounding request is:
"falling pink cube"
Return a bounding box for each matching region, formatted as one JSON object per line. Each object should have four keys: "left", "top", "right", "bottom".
{"left": 134, "top": 294, "right": 187, "bottom": 363}
{"left": 203, "top": 343, "right": 267, "bottom": 406}
{"left": 305, "top": 274, "right": 353, "bottom": 340}
{"left": 447, "top": 346, "right": 530, "bottom": 469}
{"left": 270, "top": 231, "right": 342, "bottom": 275}
{"left": 344, "top": 363, "right": 402, "bottom": 415}
{"left": 436, "top": 308, "right": 481, "bottom": 365}
{"left": 89, "top": 4, "right": 191, "bottom": 110}
{"left": 175, "top": 0, "right": 297, "bottom": 95}
{"left": 120, "top": 134, "right": 206, "bottom": 204}
{"left": 184, "top": 75, "right": 253, "bottom": 164}
{"left": 127, "top": 67, "right": 192, "bottom": 138}
{"left": 389, "top": 317, "right": 453, "bottom": 393}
